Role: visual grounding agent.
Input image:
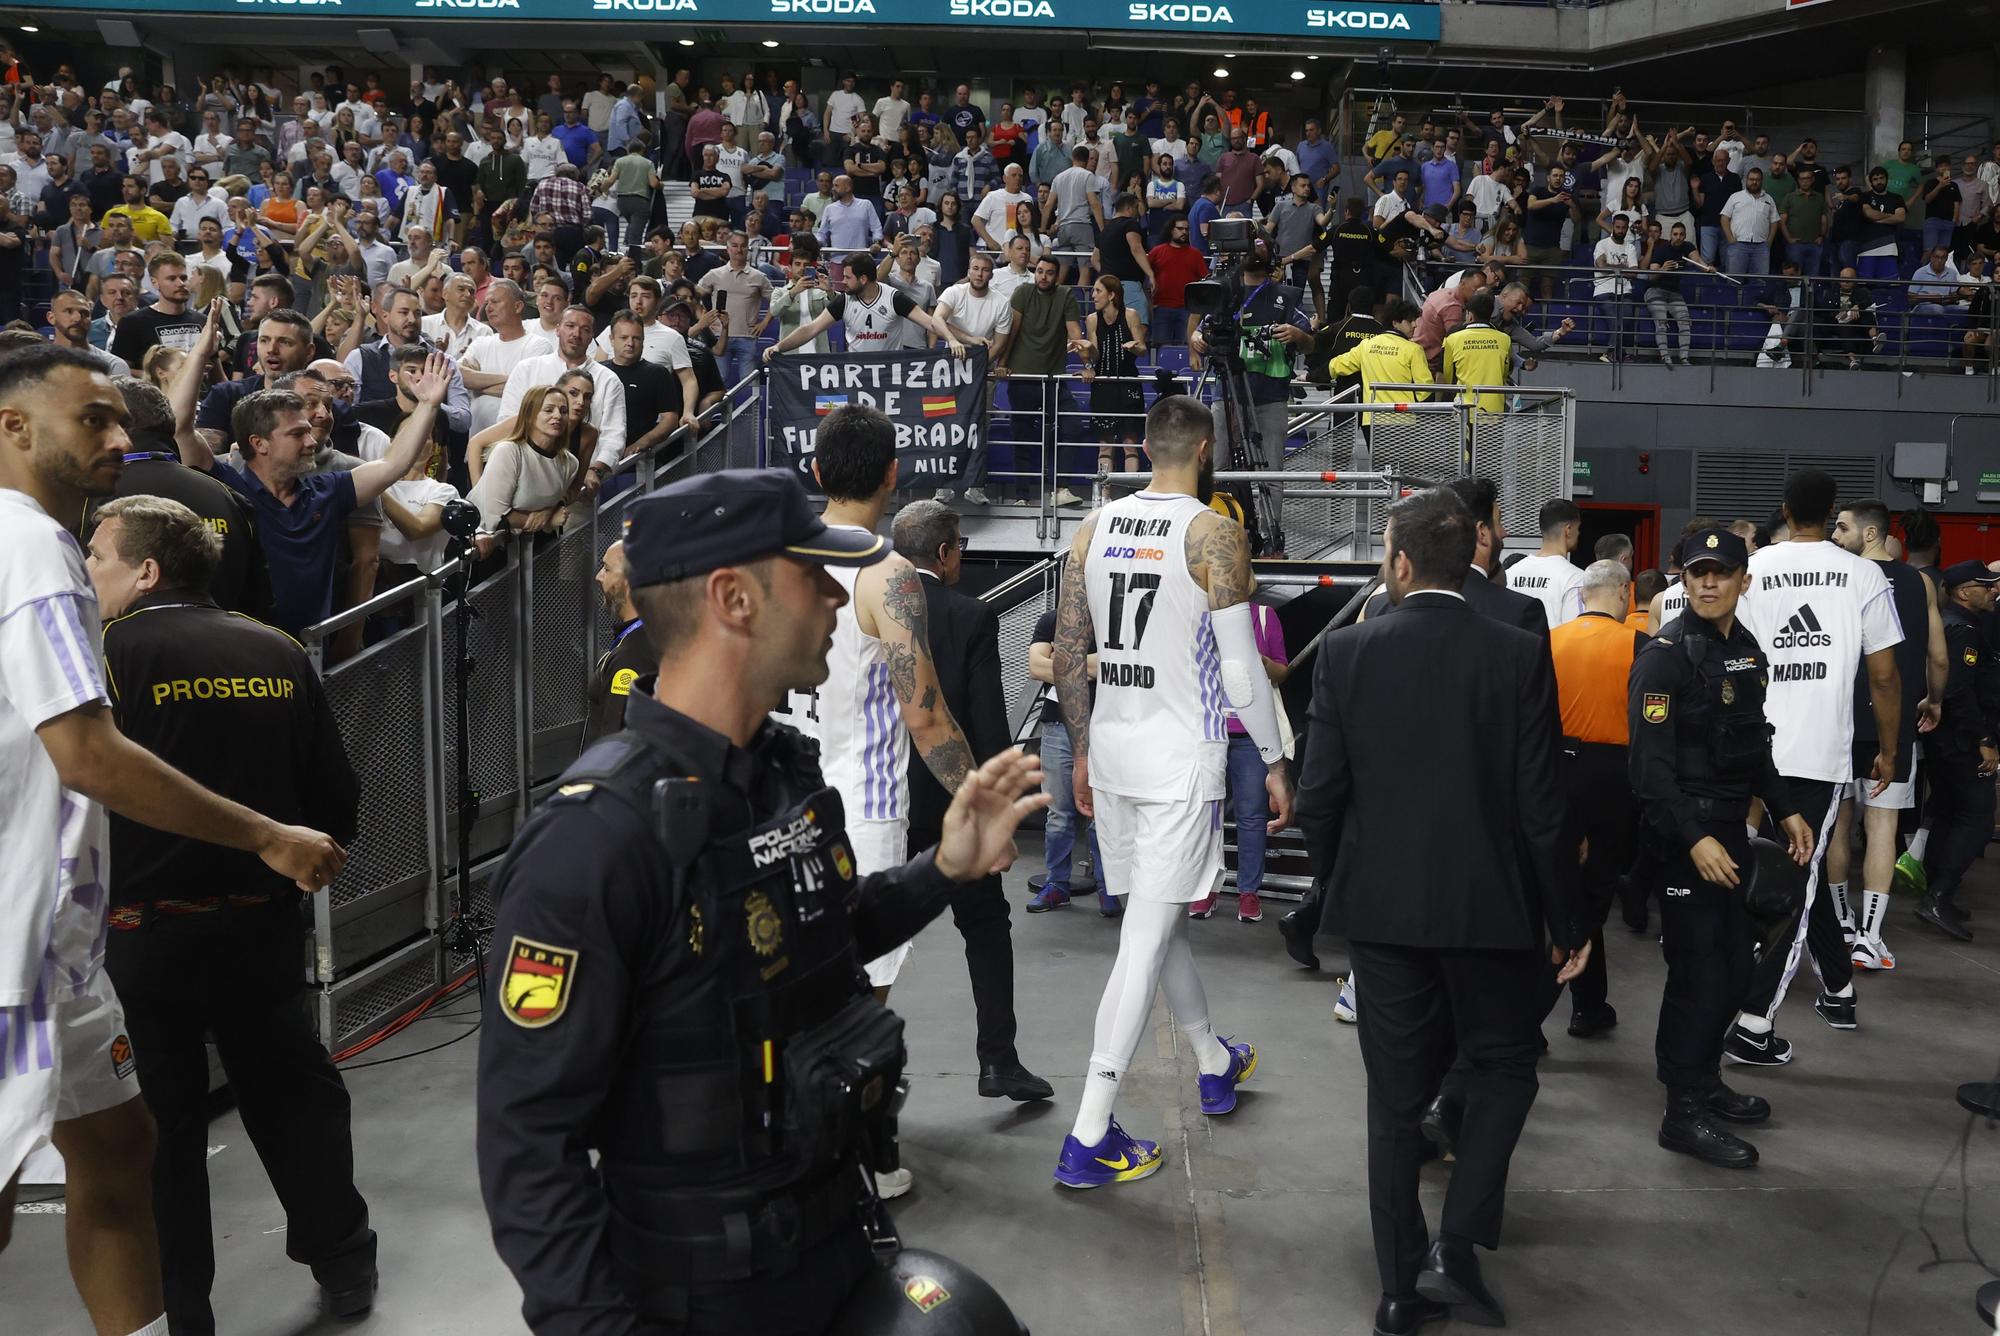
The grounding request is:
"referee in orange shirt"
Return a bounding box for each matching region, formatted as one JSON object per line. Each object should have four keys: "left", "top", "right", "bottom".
{"left": 1552, "top": 558, "right": 1649, "bottom": 1038}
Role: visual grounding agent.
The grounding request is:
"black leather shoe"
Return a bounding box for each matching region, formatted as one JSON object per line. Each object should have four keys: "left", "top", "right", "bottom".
{"left": 321, "top": 1267, "right": 377, "bottom": 1320}
{"left": 978, "top": 1061, "right": 1053, "bottom": 1102}
{"left": 1568, "top": 1004, "right": 1618, "bottom": 1038}
{"left": 1418, "top": 1094, "right": 1463, "bottom": 1157}
{"left": 1373, "top": 1292, "right": 1450, "bottom": 1336}
{"left": 1916, "top": 894, "right": 1975, "bottom": 942}
{"left": 1278, "top": 909, "right": 1320, "bottom": 970}
{"left": 1660, "top": 1094, "right": 1759, "bottom": 1168}
{"left": 1704, "top": 1081, "right": 1771, "bottom": 1125}
{"left": 1414, "top": 1236, "right": 1505, "bottom": 1327}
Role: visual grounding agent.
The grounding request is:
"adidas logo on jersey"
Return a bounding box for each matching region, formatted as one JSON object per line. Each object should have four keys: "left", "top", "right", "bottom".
{"left": 1770, "top": 604, "right": 1832, "bottom": 650}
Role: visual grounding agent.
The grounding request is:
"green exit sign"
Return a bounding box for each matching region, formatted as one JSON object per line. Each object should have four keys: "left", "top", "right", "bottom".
{"left": 1982, "top": 471, "right": 2000, "bottom": 488}
{"left": 1574, "top": 461, "right": 1593, "bottom": 480}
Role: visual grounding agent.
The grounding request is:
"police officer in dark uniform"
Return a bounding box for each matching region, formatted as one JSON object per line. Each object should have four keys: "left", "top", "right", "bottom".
{"left": 85, "top": 494, "right": 374, "bottom": 1334}
{"left": 1913, "top": 561, "right": 2000, "bottom": 940}
{"left": 475, "top": 468, "right": 1045, "bottom": 1336}
{"left": 1628, "top": 528, "right": 1813, "bottom": 1171}
{"left": 93, "top": 373, "right": 275, "bottom": 620}
{"left": 583, "top": 537, "right": 657, "bottom": 744}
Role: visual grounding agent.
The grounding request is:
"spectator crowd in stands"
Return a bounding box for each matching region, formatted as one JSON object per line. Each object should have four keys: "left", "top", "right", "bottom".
{"left": 8, "top": 55, "right": 1999, "bottom": 649}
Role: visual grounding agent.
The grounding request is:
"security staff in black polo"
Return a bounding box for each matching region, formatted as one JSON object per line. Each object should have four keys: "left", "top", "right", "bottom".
{"left": 91, "top": 373, "right": 275, "bottom": 620}
{"left": 1628, "top": 528, "right": 1813, "bottom": 1172}
{"left": 583, "top": 538, "right": 657, "bottom": 744}
{"left": 475, "top": 468, "right": 1046, "bottom": 1336}
{"left": 1912, "top": 561, "right": 2000, "bottom": 940}
{"left": 85, "top": 495, "right": 374, "bottom": 1334}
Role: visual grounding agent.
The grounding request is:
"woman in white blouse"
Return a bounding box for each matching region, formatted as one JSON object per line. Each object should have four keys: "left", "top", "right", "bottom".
{"left": 466, "top": 384, "right": 584, "bottom": 555}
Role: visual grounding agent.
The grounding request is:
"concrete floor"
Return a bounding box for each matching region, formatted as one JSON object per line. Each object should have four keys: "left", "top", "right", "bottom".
{"left": 8, "top": 837, "right": 2000, "bottom": 1336}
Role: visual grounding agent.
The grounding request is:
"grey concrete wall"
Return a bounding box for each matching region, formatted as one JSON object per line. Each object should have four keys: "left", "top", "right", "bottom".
{"left": 1538, "top": 360, "right": 2000, "bottom": 565}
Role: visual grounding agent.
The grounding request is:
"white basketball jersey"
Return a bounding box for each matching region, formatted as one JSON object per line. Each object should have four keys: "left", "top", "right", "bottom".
{"left": 836, "top": 286, "right": 907, "bottom": 352}
{"left": 1505, "top": 553, "right": 1584, "bottom": 626}
{"left": 1660, "top": 578, "right": 1687, "bottom": 625}
{"left": 777, "top": 538, "right": 909, "bottom": 825}
{"left": 1084, "top": 491, "right": 1226, "bottom": 802}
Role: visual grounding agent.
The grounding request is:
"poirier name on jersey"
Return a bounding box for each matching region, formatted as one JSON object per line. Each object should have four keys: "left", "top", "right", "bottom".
{"left": 1084, "top": 492, "right": 1227, "bottom": 803}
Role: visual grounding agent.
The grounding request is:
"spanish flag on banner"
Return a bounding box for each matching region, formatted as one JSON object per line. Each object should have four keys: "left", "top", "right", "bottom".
{"left": 921, "top": 395, "right": 956, "bottom": 418}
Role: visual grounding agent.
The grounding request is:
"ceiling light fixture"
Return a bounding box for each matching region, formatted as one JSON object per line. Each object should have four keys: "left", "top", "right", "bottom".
{"left": 761, "top": 39, "right": 779, "bottom": 47}
{"left": 19, "top": 23, "right": 37, "bottom": 31}
{"left": 677, "top": 37, "right": 695, "bottom": 47}
{"left": 1213, "top": 67, "right": 1228, "bottom": 79}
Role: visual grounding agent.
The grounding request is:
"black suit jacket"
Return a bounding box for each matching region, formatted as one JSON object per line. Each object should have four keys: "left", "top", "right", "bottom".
{"left": 1362, "top": 566, "right": 1549, "bottom": 642}
{"left": 907, "top": 572, "right": 1010, "bottom": 833}
{"left": 1296, "top": 592, "right": 1577, "bottom": 952}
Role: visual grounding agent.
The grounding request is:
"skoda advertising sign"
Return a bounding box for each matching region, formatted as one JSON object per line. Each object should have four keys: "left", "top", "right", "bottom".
{"left": 51, "top": 0, "right": 1443, "bottom": 40}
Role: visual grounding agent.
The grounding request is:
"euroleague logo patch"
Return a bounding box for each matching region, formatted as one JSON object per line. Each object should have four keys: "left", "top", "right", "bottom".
{"left": 109, "top": 1034, "right": 136, "bottom": 1081}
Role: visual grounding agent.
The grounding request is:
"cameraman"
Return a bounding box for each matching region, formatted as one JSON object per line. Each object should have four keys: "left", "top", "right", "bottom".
{"left": 1184, "top": 245, "right": 1312, "bottom": 535}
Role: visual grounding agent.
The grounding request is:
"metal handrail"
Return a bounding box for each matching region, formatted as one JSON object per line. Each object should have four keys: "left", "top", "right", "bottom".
{"left": 299, "top": 564, "right": 453, "bottom": 643}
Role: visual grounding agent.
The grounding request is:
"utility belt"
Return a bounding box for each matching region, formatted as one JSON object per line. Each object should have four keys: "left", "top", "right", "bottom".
{"left": 605, "top": 1162, "right": 865, "bottom": 1291}
{"left": 107, "top": 892, "right": 279, "bottom": 931}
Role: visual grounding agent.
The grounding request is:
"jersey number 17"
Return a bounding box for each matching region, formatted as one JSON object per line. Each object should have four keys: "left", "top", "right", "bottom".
{"left": 1103, "top": 572, "right": 1160, "bottom": 651}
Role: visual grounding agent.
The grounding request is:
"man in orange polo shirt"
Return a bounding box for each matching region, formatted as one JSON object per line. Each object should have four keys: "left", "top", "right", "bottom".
{"left": 1552, "top": 558, "right": 1649, "bottom": 1037}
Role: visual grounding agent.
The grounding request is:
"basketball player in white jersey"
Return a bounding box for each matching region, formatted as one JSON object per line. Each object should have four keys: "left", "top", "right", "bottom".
{"left": 773, "top": 405, "right": 977, "bottom": 1196}
{"left": 1504, "top": 498, "right": 1585, "bottom": 627}
{"left": 1727, "top": 470, "right": 1902, "bottom": 1066}
{"left": 1050, "top": 394, "right": 1294, "bottom": 1188}
{"left": 1647, "top": 517, "right": 1720, "bottom": 633}
{"left": 762, "top": 252, "right": 966, "bottom": 358}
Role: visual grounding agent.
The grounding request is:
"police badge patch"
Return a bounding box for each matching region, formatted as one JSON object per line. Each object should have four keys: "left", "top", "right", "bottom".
{"left": 500, "top": 937, "right": 578, "bottom": 1028}
{"left": 1642, "top": 693, "right": 1670, "bottom": 724}
{"left": 1720, "top": 678, "right": 1736, "bottom": 705}
{"left": 745, "top": 890, "right": 784, "bottom": 956}
{"left": 903, "top": 1275, "right": 952, "bottom": 1313}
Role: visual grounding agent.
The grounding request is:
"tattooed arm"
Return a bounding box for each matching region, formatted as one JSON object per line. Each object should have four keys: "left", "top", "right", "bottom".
{"left": 1053, "top": 515, "right": 1100, "bottom": 815}
{"left": 869, "top": 553, "right": 976, "bottom": 793}
{"left": 1185, "top": 507, "right": 1253, "bottom": 610}
{"left": 1187, "top": 507, "right": 1294, "bottom": 824}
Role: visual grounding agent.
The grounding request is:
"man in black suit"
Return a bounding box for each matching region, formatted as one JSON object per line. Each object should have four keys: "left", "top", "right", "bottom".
{"left": 1285, "top": 476, "right": 1551, "bottom": 971}
{"left": 1296, "top": 487, "right": 1588, "bottom": 1335}
{"left": 892, "top": 500, "right": 1052, "bottom": 1102}
{"left": 1357, "top": 476, "right": 1546, "bottom": 640}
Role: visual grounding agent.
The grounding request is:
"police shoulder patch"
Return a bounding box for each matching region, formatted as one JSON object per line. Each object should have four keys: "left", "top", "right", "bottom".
{"left": 1966, "top": 647, "right": 1980, "bottom": 667}
{"left": 500, "top": 936, "right": 578, "bottom": 1028}
{"left": 903, "top": 1275, "right": 952, "bottom": 1313}
{"left": 1642, "top": 692, "right": 1670, "bottom": 724}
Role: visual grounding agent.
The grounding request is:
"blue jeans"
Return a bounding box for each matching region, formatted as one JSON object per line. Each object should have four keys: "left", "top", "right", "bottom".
{"left": 1039, "top": 718, "right": 1102, "bottom": 892}
{"left": 1150, "top": 303, "right": 1185, "bottom": 349}
{"left": 1698, "top": 225, "right": 1723, "bottom": 267}
{"left": 1923, "top": 216, "right": 1956, "bottom": 258}
{"left": 724, "top": 336, "right": 759, "bottom": 393}
{"left": 1723, "top": 240, "right": 1768, "bottom": 277}
{"left": 1786, "top": 242, "right": 1823, "bottom": 278}
{"left": 1121, "top": 278, "right": 1149, "bottom": 323}
{"left": 1596, "top": 294, "right": 1639, "bottom": 357}
{"left": 1226, "top": 734, "right": 1269, "bottom": 895}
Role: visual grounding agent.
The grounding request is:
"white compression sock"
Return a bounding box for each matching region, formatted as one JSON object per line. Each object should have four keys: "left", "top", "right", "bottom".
{"left": 1831, "top": 983, "right": 1855, "bottom": 999}
{"left": 1158, "top": 912, "right": 1231, "bottom": 1076}
{"left": 1073, "top": 898, "right": 1182, "bottom": 1146}
{"left": 1829, "top": 881, "right": 1852, "bottom": 929}
{"left": 125, "top": 1317, "right": 169, "bottom": 1336}
{"left": 1858, "top": 890, "right": 1889, "bottom": 941}
{"left": 1072, "top": 1066, "right": 1124, "bottom": 1149}
{"left": 1746, "top": 822, "right": 1761, "bottom": 842}
{"left": 1909, "top": 828, "right": 1930, "bottom": 861}
{"left": 1735, "top": 1011, "right": 1773, "bottom": 1035}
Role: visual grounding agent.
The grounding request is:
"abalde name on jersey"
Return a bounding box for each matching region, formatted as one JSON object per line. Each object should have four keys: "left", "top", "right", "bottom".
{"left": 1514, "top": 575, "right": 1553, "bottom": 589}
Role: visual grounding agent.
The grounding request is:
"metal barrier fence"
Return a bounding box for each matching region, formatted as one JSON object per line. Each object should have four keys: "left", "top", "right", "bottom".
{"left": 293, "top": 365, "right": 1569, "bottom": 1049}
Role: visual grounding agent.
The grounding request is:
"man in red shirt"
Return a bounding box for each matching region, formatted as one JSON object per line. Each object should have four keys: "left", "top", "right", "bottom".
{"left": 1147, "top": 215, "right": 1209, "bottom": 349}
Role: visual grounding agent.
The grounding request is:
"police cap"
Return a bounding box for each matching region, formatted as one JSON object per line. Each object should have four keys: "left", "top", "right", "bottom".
{"left": 622, "top": 468, "right": 887, "bottom": 587}
{"left": 1678, "top": 527, "right": 1748, "bottom": 573}
{"left": 1940, "top": 559, "right": 2000, "bottom": 591}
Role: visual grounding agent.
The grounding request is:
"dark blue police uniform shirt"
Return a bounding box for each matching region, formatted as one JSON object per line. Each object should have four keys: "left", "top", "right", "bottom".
{"left": 208, "top": 461, "right": 358, "bottom": 636}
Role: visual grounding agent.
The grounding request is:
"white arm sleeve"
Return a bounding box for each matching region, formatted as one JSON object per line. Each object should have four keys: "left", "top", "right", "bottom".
{"left": 1211, "top": 602, "right": 1285, "bottom": 765}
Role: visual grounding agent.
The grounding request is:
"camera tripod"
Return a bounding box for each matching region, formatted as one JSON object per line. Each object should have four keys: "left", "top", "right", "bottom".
{"left": 1191, "top": 349, "right": 1286, "bottom": 557}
